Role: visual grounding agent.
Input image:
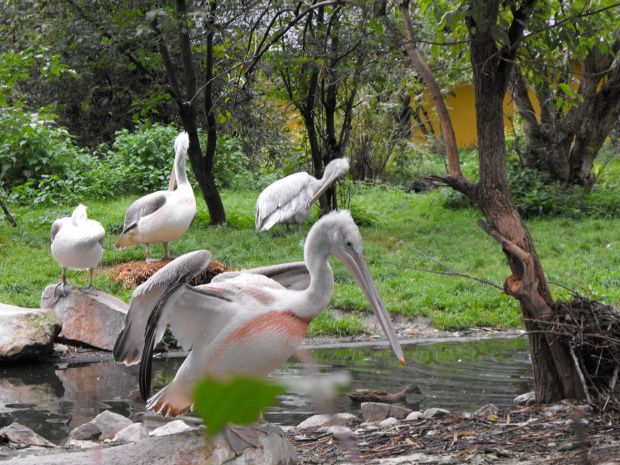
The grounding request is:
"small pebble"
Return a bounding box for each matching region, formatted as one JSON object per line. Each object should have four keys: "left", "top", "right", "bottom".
{"left": 379, "top": 417, "right": 399, "bottom": 427}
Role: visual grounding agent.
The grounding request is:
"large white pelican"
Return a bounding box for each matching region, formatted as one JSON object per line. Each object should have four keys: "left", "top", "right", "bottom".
{"left": 113, "top": 210, "right": 404, "bottom": 418}
{"left": 255, "top": 158, "right": 350, "bottom": 233}
{"left": 50, "top": 204, "right": 105, "bottom": 296}
{"left": 114, "top": 131, "right": 196, "bottom": 261}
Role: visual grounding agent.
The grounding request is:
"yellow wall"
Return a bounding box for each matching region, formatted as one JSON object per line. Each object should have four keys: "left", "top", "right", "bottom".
{"left": 415, "top": 85, "right": 534, "bottom": 148}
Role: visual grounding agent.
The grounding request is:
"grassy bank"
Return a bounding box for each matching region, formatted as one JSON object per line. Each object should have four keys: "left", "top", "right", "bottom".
{"left": 1, "top": 185, "right": 618, "bottom": 334}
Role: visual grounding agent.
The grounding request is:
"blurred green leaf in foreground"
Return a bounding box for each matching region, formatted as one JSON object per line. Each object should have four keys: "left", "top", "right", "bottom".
{"left": 193, "top": 376, "right": 285, "bottom": 437}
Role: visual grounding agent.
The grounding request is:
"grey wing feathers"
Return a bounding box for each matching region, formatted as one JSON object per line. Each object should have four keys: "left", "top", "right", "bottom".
{"left": 50, "top": 219, "right": 63, "bottom": 243}
{"left": 113, "top": 250, "right": 212, "bottom": 365}
{"left": 213, "top": 262, "right": 310, "bottom": 290}
{"left": 255, "top": 172, "right": 314, "bottom": 231}
{"left": 122, "top": 191, "right": 168, "bottom": 233}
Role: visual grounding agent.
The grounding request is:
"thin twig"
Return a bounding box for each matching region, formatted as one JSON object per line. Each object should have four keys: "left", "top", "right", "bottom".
{"left": 570, "top": 345, "right": 592, "bottom": 404}
{"left": 388, "top": 243, "right": 502, "bottom": 290}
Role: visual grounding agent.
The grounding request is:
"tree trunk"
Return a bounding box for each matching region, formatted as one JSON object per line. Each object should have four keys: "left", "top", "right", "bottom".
{"left": 512, "top": 40, "right": 620, "bottom": 190}
{"left": 201, "top": 0, "right": 226, "bottom": 224}
{"left": 466, "top": 0, "right": 584, "bottom": 403}
{"left": 391, "top": 0, "right": 586, "bottom": 403}
{"left": 174, "top": 0, "right": 225, "bottom": 224}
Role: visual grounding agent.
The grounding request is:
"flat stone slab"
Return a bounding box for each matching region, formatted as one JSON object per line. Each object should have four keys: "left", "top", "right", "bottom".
{"left": 40, "top": 285, "right": 128, "bottom": 350}
{"left": 0, "top": 304, "right": 61, "bottom": 362}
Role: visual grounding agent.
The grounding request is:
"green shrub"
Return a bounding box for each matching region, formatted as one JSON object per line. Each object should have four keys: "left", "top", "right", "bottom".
{"left": 105, "top": 124, "right": 180, "bottom": 194}
{"left": 440, "top": 149, "right": 619, "bottom": 219}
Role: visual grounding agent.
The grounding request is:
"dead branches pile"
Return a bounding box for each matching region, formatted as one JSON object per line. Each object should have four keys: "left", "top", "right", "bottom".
{"left": 540, "top": 296, "right": 620, "bottom": 411}
{"left": 109, "top": 259, "right": 229, "bottom": 288}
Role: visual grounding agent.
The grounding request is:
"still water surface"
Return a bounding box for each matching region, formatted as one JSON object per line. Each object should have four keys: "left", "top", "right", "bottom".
{"left": 0, "top": 335, "right": 532, "bottom": 444}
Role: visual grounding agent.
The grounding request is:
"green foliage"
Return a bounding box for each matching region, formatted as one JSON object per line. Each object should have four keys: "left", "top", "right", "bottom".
{"left": 105, "top": 124, "right": 181, "bottom": 194}
{"left": 441, "top": 148, "right": 620, "bottom": 220}
{"left": 211, "top": 135, "right": 252, "bottom": 189}
{"left": 193, "top": 376, "right": 285, "bottom": 436}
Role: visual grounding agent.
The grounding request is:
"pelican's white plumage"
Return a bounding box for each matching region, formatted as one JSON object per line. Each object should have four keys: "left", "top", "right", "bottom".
{"left": 114, "top": 131, "right": 196, "bottom": 260}
{"left": 255, "top": 158, "right": 350, "bottom": 233}
{"left": 113, "top": 210, "right": 404, "bottom": 418}
{"left": 50, "top": 204, "right": 105, "bottom": 296}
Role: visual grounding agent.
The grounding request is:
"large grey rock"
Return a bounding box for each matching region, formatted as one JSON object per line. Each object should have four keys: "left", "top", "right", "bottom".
{"left": 0, "top": 422, "right": 55, "bottom": 447}
{"left": 68, "top": 410, "right": 133, "bottom": 441}
{"left": 0, "top": 304, "right": 61, "bottom": 362}
{"left": 361, "top": 402, "right": 412, "bottom": 422}
{"left": 40, "top": 285, "right": 128, "bottom": 350}
{"left": 3, "top": 427, "right": 297, "bottom": 465}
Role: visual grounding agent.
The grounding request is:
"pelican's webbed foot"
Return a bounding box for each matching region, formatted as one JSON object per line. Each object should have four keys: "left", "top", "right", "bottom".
{"left": 79, "top": 286, "right": 98, "bottom": 296}
{"left": 222, "top": 425, "right": 260, "bottom": 455}
{"left": 54, "top": 282, "right": 71, "bottom": 297}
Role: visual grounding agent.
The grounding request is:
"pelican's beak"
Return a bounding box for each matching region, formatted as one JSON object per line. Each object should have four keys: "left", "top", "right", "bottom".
{"left": 306, "top": 170, "right": 342, "bottom": 210}
{"left": 168, "top": 166, "right": 176, "bottom": 191}
{"left": 330, "top": 246, "right": 405, "bottom": 366}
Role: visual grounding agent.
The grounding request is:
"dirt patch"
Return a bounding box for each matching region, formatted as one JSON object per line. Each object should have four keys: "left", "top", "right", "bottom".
{"left": 288, "top": 402, "right": 620, "bottom": 464}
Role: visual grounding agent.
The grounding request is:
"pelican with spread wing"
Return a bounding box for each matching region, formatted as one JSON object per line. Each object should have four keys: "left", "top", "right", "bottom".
{"left": 114, "top": 210, "right": 404, "bottom": 418}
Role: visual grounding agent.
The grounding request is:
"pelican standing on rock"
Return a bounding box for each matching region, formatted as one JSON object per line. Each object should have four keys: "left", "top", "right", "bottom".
{"left": 255, "top": 158, "right": 350, "bottom": 233}
{"left": 114, "top": 131, "right": 196, "bottom": 261}
{"left": 114, "top": 210, "right": 405, "bottom": 418}
{"left": 50, "top": 204, "right": 105, "bottom": 297}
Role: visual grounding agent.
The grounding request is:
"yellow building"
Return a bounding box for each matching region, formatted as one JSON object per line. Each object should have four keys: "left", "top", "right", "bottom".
{"left": 414, "top": 85, "right": 540, "bottom": 148}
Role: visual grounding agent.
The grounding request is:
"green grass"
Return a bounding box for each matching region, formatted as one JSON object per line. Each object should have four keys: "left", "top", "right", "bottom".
{"left": 0, "top": 185, "right": 618, "bottom": 333}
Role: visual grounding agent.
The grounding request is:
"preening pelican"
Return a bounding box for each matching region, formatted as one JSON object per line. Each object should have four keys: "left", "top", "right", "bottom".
{"left": 50, "top": 204, "right": 105, "bottom": 297}
{"left": 255, "top": 158, "right": 350, "bottom": 233}
{"left": 114, "top": 132, "right": 196, "bottom": 261}
{"left": 114, "top": 210, "right": 404, "bottom": 418}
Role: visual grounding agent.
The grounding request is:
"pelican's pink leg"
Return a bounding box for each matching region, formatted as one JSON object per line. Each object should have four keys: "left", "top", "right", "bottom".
{"left": 54, "top": 268, "right": 70, "bottom": 297}
{"left": 80, "top": 269, "right": 98, "bottom": 295}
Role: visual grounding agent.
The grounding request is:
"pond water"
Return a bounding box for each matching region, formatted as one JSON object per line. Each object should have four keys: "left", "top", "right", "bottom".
{"left": 0, "top": 335, "right": 533, "bottom": 445}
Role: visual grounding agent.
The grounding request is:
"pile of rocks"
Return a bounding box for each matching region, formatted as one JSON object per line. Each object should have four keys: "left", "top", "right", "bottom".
{"left": 0, "top": 411, "right": 297, "bottom": 464}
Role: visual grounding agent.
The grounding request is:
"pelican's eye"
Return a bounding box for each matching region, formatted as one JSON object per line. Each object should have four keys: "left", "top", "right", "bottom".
{"left": 346, "top": 241, "right": 352, "bottom": 247}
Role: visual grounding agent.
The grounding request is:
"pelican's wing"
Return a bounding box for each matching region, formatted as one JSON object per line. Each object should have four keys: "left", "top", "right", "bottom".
{"left": 112, "top": 250, "right": 242, "bottom": 400}
{"left": 121, "top": 191, "right": 169, "bottom": 233}
{"left": 114, "top": 250, "right": 217, "bottom": 365}
{"left": 75, "top": 219, "right": 106, "bottom": 249}
{"left": 213, "top": 261, "right": 310, "bottom": 290}
{"left": 50, "top": 218, "right": 64, "bottom": 243}
{"left": 255, "top": 172, "right": 314, "bottom": 231}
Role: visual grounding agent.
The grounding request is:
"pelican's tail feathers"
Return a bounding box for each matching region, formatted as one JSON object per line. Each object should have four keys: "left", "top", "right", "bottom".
{"left": 147, "top": 380, "right": 193, "bottom": 419}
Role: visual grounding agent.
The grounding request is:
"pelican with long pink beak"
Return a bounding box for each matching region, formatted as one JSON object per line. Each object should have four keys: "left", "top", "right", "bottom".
{"left": 114, "top": 131, "right": 196, "bottom": 261}
{"left": 114, "top": 210, "right": 405, "bottom": 418}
